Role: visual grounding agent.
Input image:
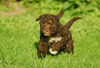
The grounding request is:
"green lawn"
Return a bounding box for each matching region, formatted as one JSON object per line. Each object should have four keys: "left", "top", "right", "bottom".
{"left": 0, "top": 2, "right": 100, "bottom": 68}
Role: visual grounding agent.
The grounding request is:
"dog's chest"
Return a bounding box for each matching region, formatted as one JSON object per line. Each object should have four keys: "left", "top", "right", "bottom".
{"left": 48, "top": 37, "right": 62, "bottom": 43}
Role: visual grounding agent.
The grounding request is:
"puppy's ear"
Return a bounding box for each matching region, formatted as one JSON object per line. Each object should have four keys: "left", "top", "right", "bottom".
{"left": 36, "top": 17, "right": 40, "bottom": 21}
{"left": 56, "top": 10, "right": 64, "bottom": 19}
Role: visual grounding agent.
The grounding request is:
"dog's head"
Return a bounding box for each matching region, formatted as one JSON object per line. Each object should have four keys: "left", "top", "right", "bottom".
{"left": 36, "top": 10, "right": 64, "bottom": 37}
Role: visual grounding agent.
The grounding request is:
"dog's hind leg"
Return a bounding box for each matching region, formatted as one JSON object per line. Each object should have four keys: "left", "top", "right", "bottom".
{"left": 65, "top": 39, "right": 74, "bottom": 55}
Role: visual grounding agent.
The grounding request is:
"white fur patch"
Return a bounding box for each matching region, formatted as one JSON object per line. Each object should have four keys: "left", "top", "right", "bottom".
{"left": 48, "top": 37, "right": 62, "bottom": 43}
{"left": 49, "top": 48, "right": 58, "bottom": 55}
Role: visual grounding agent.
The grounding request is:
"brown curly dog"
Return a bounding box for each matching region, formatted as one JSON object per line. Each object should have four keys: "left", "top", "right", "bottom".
{"left": 36, "top": 10, "right": 81, "bottom": 57}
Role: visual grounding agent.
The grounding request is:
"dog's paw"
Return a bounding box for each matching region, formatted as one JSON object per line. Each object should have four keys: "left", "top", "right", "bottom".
{"left": 49, "top": 48, "right": 58, "bottom": 55}
{"left": 38, "top": 52, "right": 46, "bottom": 58}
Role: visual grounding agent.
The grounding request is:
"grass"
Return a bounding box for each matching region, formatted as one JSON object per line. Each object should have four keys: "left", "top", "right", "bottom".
{"left": 0, "top": 2, "right": 100, "bottom": 68}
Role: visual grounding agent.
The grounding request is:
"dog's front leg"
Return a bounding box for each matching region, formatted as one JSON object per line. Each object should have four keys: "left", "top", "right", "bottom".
{"left": 38, "top": 39, "right": 48, "bottom": 57}
{"left": 49, "top": 37, "right": 66, "bottom": 55}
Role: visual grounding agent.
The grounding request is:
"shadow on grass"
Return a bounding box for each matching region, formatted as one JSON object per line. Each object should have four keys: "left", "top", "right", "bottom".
{"left": 34, "top": 42, "right": 38, "bottom": 50}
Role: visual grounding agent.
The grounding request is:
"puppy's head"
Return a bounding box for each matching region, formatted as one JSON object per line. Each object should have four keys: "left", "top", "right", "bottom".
{"left": 36, "top": 10, "right": 64, "bottom": 37}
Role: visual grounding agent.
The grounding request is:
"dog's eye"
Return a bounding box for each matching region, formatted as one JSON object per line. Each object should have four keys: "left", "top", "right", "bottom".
{"left": 42, "top": 22, "right": 45, "bottom": 24}
{"left": 44, "top": 23, "right": 47, "bottom": 26}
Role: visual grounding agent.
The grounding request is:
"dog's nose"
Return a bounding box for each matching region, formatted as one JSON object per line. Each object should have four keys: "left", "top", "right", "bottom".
{"left": 45, "top": 29, "right": 49, "bottom": 33}
{"left": 43, "top": 28, "right": 50, "bottom": 34}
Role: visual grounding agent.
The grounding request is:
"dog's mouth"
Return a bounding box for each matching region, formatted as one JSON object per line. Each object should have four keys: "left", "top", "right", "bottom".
{"left": 44, "top": 32, "right": 51, "bottom": 36}
{"left": 42, "top": 29, "right": 52, "bottom": 36}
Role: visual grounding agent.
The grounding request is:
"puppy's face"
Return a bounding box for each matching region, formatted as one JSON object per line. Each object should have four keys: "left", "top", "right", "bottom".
{"left": 36, "top": 10, "right": 64, "bottom": 37}
{"left": 36, "top": 14, "right": 59, "bottom": 36}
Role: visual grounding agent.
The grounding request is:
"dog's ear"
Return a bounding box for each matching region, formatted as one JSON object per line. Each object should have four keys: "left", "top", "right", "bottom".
{"left": 56, "top": 10, "right": 64, "bottom": 19}
{"left": 36, "top": 16, "right": 40, "bottom": 21}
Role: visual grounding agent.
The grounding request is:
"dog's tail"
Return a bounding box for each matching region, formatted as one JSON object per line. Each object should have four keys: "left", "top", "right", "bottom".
{"left": 65, "top": 17, "right": 81, "bottom": 29}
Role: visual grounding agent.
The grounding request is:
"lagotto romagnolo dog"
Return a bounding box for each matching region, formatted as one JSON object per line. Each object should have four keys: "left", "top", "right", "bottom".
{"left": 36, "top": 10, "right": 81, "bottom": 57}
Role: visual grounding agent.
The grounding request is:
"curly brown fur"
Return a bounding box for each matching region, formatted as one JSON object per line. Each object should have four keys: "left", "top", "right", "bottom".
{"left": 36, "top": 10, "right": 81, "bottom": 57}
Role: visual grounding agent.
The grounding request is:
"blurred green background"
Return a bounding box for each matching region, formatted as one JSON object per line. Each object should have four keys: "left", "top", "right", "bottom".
{"left": 0, "top": 0, "right": 100, "bottom": 68}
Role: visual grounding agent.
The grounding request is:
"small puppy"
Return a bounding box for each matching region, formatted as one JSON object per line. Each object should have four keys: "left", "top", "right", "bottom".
{"left": 36, "top": 10, "right": 81, "bottom": 57}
